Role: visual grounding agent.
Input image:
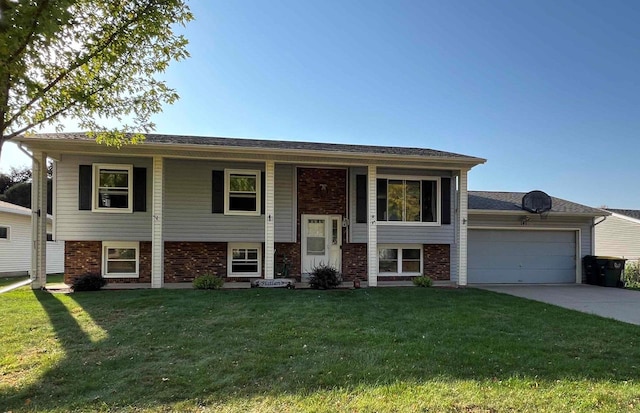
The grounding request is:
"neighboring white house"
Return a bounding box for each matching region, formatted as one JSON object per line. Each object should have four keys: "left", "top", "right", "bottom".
{"left": 595, "top": 209, "right": 640, "bottom": 260}
{"left": 0, "top": 200, "right": 64, "bottom": 276}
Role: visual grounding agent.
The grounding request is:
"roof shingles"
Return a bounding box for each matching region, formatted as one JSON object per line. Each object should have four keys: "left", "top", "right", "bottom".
{"left": 469, "top": 191, "right": 606, "bottom": 216}
{"left": 18, "top": 132, "right": 485, "bottom": 161}
{"left": 605, "top": 209, "right": 640, "bottom": 220}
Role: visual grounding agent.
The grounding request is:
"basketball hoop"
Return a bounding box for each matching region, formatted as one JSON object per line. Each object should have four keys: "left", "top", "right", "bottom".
{"left": 522, "top": 190, "right": 552, "bottom": 214}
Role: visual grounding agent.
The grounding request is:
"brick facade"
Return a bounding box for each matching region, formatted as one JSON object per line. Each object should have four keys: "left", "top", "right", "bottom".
{"left": 274, "top": 242, "right": 301, "bottom": 278}
{"left": 423, "top": 244, "right": 450, "bottom": 280}
{"left": 64, "top": 241, "right": 102, "bottom": 283}
{"left": 342, "top": 243, "right": 367, "bottom": 281}
{"left": 163, "top": 242, "right": 228, "bottom": 283}
{"left": 64, "top": 241, "right": 151, "bottom": 284}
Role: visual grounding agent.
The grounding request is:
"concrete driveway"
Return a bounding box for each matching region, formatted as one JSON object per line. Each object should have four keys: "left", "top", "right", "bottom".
{"left": 474, "top": 284, "right": 640, "bottom": 326}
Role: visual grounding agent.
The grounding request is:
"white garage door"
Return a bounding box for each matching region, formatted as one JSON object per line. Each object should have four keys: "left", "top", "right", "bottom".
{"left": 468, "top": 229, "right": 577, "bottom": 284}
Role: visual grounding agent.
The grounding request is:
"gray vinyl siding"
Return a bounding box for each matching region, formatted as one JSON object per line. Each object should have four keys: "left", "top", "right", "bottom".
{"left": 595, "top": 215, "right": 640, "bottom": 260}
{"left": 55, "top": 154, "right": 152, "bottom": 241}
{"left": 377, "top": 225, "right": 454, "bottom": 244}
{"left": 164, "top": 159, "right": 264, "bottom": 242}
{"left": 274, "top": 164, "right": 295, "bottom": 242}
{"left": 348, "top": 167, "right": 456, "bottom": 244}
{"left": 468, "top": 214, "right": 593, "bottom": 260}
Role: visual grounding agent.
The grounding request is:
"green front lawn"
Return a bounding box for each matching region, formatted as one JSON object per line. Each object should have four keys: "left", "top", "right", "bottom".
{"left": 1, "top": 287, "right": 639, "bottom": 412}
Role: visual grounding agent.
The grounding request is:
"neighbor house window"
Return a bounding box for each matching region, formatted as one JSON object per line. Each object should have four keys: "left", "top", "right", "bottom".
{"left": 46, "top": 233, "right": 54, "bottom": 242}
{"left": 377, "top": 177, "right": 439, "bottom": 223}
{"left": 93, "top": 164, "right": 133, "bottom": 213}
{"left": 0, "top": 226, "right": 9, "bottom": 240}
{"left": 102, "top": 242, "right": 139, "bottom": 278}
{"left": 378, "top": 245, "right": 423, "bottom": 276}
{"left": 228, "top": 243, "right": 261, "bottom": 277}
{"left": 224, "top": 170, "right": 260, "bottom": 216}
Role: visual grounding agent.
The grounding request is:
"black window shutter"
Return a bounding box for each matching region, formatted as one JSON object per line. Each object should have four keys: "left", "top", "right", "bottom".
{"left": 212, "top": 170, "right": 224, "bottom": 213}
{"left": 78, "top": 165, "right": 92, "bottom": 210}
{"left": 261, "top": 171, "right": 266, "bottom": 215}
{"left": 376, "top": 179, "right": 387, "bottom": 221}
{"left": 133, "top": 167, "right": 147, "bottom": 212}
{"left": 422, "top": 180, "right": 437, "bottom": 222}
{"left": 441, "top": 177, "right": 451, "bottom": 224}
{"left": 355, "top": 175, "right": 367, "bottom": 223}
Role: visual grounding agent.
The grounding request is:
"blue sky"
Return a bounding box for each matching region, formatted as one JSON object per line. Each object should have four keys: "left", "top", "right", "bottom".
{"left": 2, "top": 0, "right": 639, "bottom": 207}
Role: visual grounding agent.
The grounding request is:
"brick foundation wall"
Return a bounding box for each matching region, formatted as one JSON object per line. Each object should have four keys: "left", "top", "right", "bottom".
{"left": 163, "top": 242, "right": 227, "bottom": 283}
{"left": 64, "top": 241, "right": 151, "bottom": 284}
{"left": 424, "top": 244, "right": 450, "bottom": 280}
{"left": 342, "top": 243, "right": 367, "bottom": 281}
{"left": 64, "top": 241, "right": 102, "bottom": 283}
{"left": 275, "top": 242, "right": 301, "bottom": 278}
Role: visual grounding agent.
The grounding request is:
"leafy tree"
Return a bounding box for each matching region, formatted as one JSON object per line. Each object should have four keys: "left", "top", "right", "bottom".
{"left": 0, "top": 0, "right": 193, "bottom": 161}
{"left": 0, "top": 162, "right": 53, "bottom": 212}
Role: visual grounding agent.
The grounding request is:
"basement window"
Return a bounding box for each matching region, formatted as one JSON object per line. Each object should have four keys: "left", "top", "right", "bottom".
{"left": 102, "top": 241, "right": 139, "bottom": 278}
{"left": 378, "top": 244, "right": 423, "bottom": 276}
{"left": 228, "top": 243, "right": 261, "bottom": 277}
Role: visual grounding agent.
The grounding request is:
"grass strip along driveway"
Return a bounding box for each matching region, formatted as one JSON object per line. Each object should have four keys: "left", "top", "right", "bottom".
{"left": 1, "top": 287, "right": 640, "bottom": 412}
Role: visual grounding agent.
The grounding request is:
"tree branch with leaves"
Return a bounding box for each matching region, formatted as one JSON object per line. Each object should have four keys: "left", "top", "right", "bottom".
{"left": 0, "top": 0, "right": 193, "bottom": 161}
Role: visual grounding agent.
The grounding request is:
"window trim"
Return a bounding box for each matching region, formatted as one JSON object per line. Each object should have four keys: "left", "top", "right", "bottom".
{"left": 378, "top": 244, "right": 423, "bottom": 277}
{"left": 102, "top": 241, "right": 139, "bottom": 278}
{"left": 92, "top": 163, "right": 134, "bottom": 213}
{"left": 377, "top": 175, "right": 441, "bottom": 226}
{"left": 224, "top": 169, "right": 261, "bottom": 216}
{"left": 0, "top": 225, "right": 10, "bottom": 241}
{"left": 228, "top": 242, "right": 262, "bottom": 277}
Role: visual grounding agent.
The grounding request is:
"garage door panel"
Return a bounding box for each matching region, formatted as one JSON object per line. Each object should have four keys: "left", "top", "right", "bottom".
{"left": 473, "top": 230, "right": 575, "bottom": 243}
{"left": 469, "top": 254, "right": 575, "bottom": 270}
{"left": 471, "top": 268, "right": 575, "bottom": 284}
{"left": 468, "top": 229, "right": 576, "bottom": 284}
{"left": 468, "top": 241, "right": 575, "bottom": 257}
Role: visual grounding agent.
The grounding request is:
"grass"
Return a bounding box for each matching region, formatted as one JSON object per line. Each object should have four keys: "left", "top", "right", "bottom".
{"left": 1, "top": 287, "right": 640, "bottom": 412}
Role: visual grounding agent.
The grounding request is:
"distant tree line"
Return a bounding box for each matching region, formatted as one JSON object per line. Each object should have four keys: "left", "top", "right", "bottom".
{"left": 0, "top": 164, "right": 53, "bottom": 214}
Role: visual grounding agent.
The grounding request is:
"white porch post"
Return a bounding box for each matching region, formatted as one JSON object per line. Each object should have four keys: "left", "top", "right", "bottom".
{"left": 367, "top": 165, "right": 378, "bottom": 287}
{"left": 151, "top": 156, "right": 164, "bottom": 288}
{"left": 457, "top": 169, "right": 469, "bottom": 286}
{"left": 31, "top": 151, "right": 48, "bottom": 289}
{"left": 264, "top": 161, "right": 275, "bottom": 279}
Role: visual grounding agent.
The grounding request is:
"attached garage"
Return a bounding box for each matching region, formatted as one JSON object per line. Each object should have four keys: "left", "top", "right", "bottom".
{"left": 468, "top": 229, "right": 578, "bottom": 284}
{"left": 466, "top": 191, "right": 609, "bottom": 286}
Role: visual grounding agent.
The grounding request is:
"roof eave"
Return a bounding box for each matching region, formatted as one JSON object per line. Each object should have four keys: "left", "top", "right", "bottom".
{"left": 15, "top": 136, "right": 487, "bottom": 167}
{"left": 469, "top": 209, "right": 609, "bottom": 217}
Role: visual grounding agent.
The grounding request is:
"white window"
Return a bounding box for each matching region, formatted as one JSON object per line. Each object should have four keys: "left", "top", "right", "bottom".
{"left": 102, "top": 241, "right": 139, "bottom": 278}
{"left": 228, "top": 243, "right": 261, "bottom": 277}
{"left": 377, "top": 177, "right": 439, "bottom": 224}
{"left": 93, "top": 164, "right": 133, "bottom": 213}
{"left": 0, "top": 226, "right": 9, "bottom": 240}
{"left": 378, "top": 244, "right": 423, "bottom": 276}
{"left": 224, "top": 169, "right": 260, "bottom": 216}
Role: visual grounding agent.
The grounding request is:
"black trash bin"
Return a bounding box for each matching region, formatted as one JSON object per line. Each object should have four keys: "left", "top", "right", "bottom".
{"left": 582, "top": 256, "right": 626, "bottom": 287}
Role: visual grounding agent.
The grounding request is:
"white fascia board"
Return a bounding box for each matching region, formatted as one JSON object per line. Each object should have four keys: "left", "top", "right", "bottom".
{"left": 469, "top": 209, "right": 609, "bottom": 218}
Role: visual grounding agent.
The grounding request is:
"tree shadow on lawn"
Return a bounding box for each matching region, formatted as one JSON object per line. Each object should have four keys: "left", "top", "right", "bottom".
{"left": 2, "top": 287, "right": 640, "bottom": 411}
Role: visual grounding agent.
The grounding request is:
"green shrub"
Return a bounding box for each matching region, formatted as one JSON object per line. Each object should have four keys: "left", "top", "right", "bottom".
{"left": 309, "top": 264, "right": 342, "bottom": 289}
{"left": 623, "top": 260, "right": 640, "bottom": 289}
{"left": 193, "top": 273, "right": 224, "bottom": 290}
{"left": 72, "top": 273, "right": 107, "bottom": 291}
{"left": 412, "top": 276, "right": 433, "bottom": 287}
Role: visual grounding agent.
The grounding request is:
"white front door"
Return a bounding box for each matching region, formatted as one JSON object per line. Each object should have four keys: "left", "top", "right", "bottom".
{"left": 301, "top": 214, "right": 342, "bottom": 275}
